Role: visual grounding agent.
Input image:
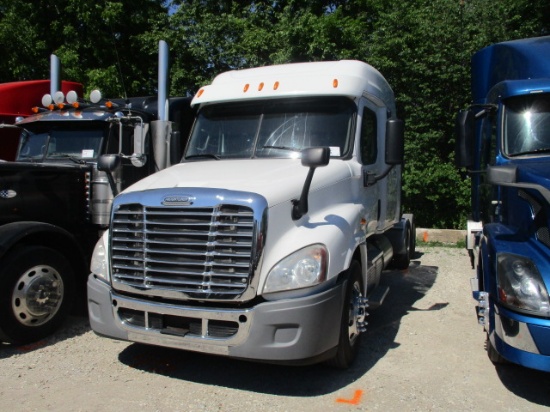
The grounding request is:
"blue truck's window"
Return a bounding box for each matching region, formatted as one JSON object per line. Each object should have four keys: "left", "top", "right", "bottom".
{"left": 504, "top": 94, "right": 550, "bottom": 157}
{"left": 185, "top": 97, "right": 356, "bottom": 160}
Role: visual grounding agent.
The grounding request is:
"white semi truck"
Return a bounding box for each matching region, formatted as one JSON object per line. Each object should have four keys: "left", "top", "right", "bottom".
{"left": 87, "top": 60, "right": 414, "bottom": 368}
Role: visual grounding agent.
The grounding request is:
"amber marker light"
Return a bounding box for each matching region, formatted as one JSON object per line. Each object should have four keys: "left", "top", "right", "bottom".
{"left": 273, "top": 81, "right": 280, "bottom": 90}
{"left": 105, "top": 101, "right": 113, "bottom": 109}
{"left": 258, "top": 82, "right": 264, "bottom": 91}
{"left": 333, "top": 79, "right": 339, "bottom": 88}
{"left": 32, "top": 106, "right": 39, "bottom": 114}
{"left": 243, "top": 83, "right": 250, "bottom": 92}
{"left": 196, "top": 89, "right": 204, "bottom": 98}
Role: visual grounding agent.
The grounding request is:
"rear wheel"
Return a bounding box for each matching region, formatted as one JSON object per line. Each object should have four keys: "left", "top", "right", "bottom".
{"left": 392, "top": 223, "right": 412, "bottom": 270}
{"left": 328, "top": 261, "right": 366, "bottom": 369}
{"left": 0, "top": 246, "right": 74, "bottom": 344}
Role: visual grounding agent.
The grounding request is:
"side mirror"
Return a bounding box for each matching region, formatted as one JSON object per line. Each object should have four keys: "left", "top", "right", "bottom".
{"left": 301, "top": 146, "right": 330, "bottom": 168}
{"left": 455, "top": 110, "right": 475, "bottom": 168}
{"left": 98, "top": 154, "right": 121, "bottom": 196}
{"left": 292, "top": 147, "right": 330, "bottom": 220}
{"left": 385, "top": 118, "right": 404, "bottom": 165}
{"left": 97, "top": 154, "right": 121, "bottom": 172}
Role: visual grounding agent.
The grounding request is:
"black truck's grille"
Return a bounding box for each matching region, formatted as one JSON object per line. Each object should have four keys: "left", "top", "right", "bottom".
{"left": 110, "top": 203, "right": 255, "bottom": 300}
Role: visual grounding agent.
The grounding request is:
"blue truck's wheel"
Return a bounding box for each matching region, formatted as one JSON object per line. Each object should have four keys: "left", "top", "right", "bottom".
{"left": 327, "top": 261, "right": 365, "bottom": 369}
{"left": 0, "top": 246, "right": 74, "bottom": 345}
{"left": 486, "top": 335, "right": 508, "bottom": 365}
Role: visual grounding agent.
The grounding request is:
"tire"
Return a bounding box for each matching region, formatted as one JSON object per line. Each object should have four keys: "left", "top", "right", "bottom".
{"left": 486, "top": 334, "right": 508, "bottom": 365}
{"left": 392, "top": 223, "right": 411, "bottom": 270}
{"left": 0, "top": 246, "right": 74, "bottom": 345}
{"left": 327, "top": 261, "right": 366, "bottom": 369}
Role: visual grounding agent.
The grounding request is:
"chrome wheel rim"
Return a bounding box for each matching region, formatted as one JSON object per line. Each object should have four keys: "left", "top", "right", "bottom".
{"left": 348, "top": 281, "right": 365, "bottom": 345}
{"left": 11, "top": 265, "right": 64, "bottom": 327}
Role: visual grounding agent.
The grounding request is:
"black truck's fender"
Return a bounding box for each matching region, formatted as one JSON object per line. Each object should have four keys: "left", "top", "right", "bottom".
{"left": 0, "top": 221, "right": 89, "bottom": 273}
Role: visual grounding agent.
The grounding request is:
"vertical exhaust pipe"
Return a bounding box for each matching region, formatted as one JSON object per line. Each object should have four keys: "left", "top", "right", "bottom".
{"left": 152, "top": 40, "right": 173, "bottom": 170}
{"left": 158, "top": 40, "right": 169, "bottom": 121}
{"left": 50, "top": 54, "right": 61, "bottom": 97}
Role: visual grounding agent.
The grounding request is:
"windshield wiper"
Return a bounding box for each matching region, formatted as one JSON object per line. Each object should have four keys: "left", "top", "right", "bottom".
{"left": 47, "top": 154, "right": 86, "bottom": 164}
{"left": 261, "top": 145, "right": 301, "bottom": 152}
{"left": 185, "top": 153, "right": 221, "bottom": 160}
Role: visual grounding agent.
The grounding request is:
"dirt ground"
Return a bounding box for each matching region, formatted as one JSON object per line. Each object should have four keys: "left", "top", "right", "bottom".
{"left": 1, "top": 246, "right": 550, "bottom": 411}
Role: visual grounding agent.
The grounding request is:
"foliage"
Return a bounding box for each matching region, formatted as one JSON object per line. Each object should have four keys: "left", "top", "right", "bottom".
{"left": 1, "top": 0, "right": 549, "bottom": 228}
{"left": 0, "top": 0, "right": 168, "bottom": 97}
{"left": 164, "top": 1, "right": 370, "bottom": 95}
{"left": 366, "top": 0, "right": 549, "bottom": 228}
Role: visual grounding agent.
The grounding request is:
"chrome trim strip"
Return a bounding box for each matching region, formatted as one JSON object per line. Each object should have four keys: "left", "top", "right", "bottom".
{"left": 112, "top": 291, "right": 253, "bottom": 354}
{"left": 494, "top": 311, "right": 540, "bottom": 354}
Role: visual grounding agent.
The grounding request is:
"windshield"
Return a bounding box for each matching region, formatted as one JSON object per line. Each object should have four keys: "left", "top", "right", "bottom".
{"left": 17, "top": 124, "right": 105, "bottom": 162}
{"left": 504, "top": 94, "right": 550, "bottom": 157}
{"left": 184, "top": 97, "right": 356, "bottom": 160}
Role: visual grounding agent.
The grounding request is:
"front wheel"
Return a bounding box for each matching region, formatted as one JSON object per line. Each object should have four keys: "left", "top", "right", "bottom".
{"left": 327, "top": 261, "right": 367, "bottom": 369}
{"left": 486, "top": 334, "right": 508, "bottom": 365}
{"left": 0, "top": 246, "right": 74, "bottom": 344}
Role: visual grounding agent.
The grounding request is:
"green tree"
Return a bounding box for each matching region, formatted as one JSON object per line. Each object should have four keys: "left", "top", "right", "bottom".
{"left": 165, "top": 1, "right": 370, "bottom": 95}
{"left": 367, "top": 0, "right": 549, "bottom": 228}
{"left": 0, "top": 0, "right": 169, "bottom": 97}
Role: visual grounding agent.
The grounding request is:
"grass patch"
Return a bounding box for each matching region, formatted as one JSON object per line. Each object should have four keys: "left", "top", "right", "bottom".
{"left": 417, "top": 238, "right": 466, "bottom": 248}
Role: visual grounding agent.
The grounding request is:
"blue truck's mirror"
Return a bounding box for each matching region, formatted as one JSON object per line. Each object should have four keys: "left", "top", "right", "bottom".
{"left": 455, "top": 110, "right": 475, "bottom": 168}
{"left": 385, "top": 118, "right": 404, "bottom": 165}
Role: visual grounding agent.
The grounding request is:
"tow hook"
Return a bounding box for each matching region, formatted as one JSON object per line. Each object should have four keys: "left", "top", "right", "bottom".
{"left": 474, "top": 291, "right": 490, "bottom": 330}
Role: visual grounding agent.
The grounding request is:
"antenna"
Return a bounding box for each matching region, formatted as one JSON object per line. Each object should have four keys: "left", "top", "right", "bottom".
{"left": 109, "top": 22, "right": 128, "bottom": 100}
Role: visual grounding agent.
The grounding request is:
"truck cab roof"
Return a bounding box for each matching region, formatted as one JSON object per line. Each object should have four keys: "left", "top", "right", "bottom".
{"left": 192, "top": 60, "right": 396, "bottom": 113}
{"left": 472, "top": 36, "right": 550, "bottom": 103}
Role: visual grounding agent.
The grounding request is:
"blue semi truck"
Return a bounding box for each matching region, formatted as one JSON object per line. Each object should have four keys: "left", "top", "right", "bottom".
{"left": 456, "top": 36, "right": 550, "bottom": 371}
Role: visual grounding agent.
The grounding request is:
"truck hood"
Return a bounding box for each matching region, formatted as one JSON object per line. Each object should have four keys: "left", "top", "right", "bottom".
{"left": 123, "top": 158, "right": 353, "bottom": 207}
{"left": 517, "top": 161, "right": 550, "bottom": 191}
{"left": 0, "top": 161, "right": 90, "bottom": 228}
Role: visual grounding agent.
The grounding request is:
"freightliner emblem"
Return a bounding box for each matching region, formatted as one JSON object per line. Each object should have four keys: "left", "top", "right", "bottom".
{"left": 0, "top": 189, "right": 17, "bottom": 199}
{"left": 162, "top": 195, "right": 195, "bottom": 206}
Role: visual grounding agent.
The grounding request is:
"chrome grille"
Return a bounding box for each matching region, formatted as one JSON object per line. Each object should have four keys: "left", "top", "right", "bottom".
{"left": 110, "top": 203, "right": 256, "bottom": 300}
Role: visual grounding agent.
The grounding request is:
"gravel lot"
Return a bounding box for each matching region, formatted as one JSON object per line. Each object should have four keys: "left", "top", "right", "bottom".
{"left": 1, "top": 246, "right": 550, "bottom": 411}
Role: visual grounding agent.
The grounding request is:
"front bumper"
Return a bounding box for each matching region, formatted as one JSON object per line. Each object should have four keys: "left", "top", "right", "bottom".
{"left": 87, "top": 274, "right": 345, "bottom": 364}
{"left": 492, "top": 305, "right": 550, "bottom": 372}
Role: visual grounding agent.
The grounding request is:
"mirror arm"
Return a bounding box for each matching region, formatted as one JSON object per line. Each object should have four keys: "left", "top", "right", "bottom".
{"left": 364, "top": 164, "right": 396, "bottom": 187}
{"left": 292, "top": 167, "right": 316, "bottom": 220}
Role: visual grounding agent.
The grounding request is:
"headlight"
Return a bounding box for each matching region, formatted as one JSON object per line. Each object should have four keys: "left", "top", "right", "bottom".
{"left": 497, "top": 253, "right": 550, "bottom": 316}
{"left": 90, "top": 231, "right": 110, "bottom": 283}
{"left": 263, "top": 244, "right": 327, "bottom": 294}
